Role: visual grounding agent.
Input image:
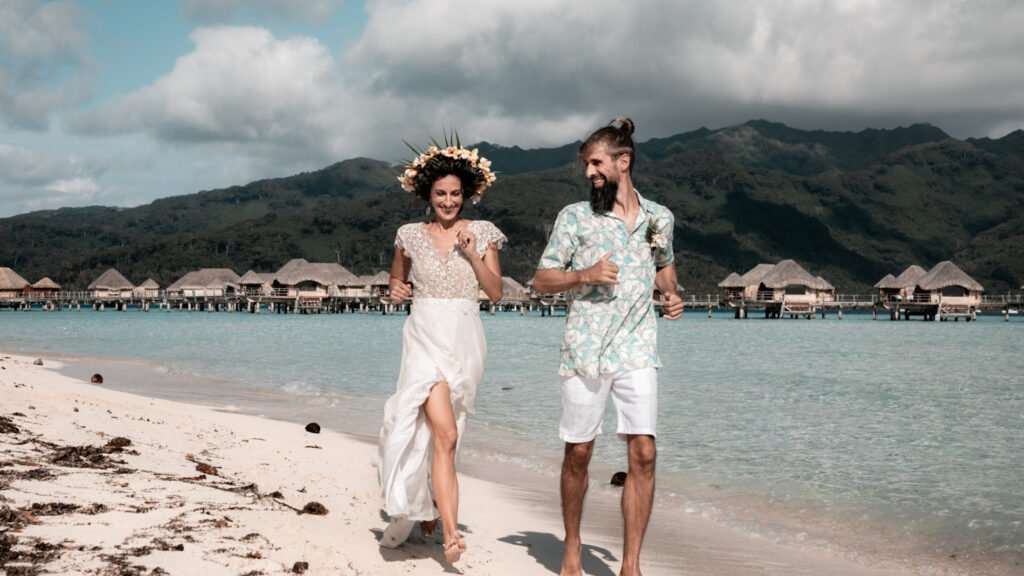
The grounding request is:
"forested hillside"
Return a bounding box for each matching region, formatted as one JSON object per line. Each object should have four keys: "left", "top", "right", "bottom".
{"left": 3, "top": 121, "right": 1023, "bottom": 294}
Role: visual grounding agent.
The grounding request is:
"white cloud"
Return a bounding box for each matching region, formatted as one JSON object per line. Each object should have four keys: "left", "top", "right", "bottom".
{"left": 70, "top": 26, "right": 342, "bottom": 164}
{"left": 0, "top": 0, "right": 94, "bottom": 130}
{"left": 8, "top": 0, "right": 1024, "bottom": 217}
{"left": 350, "top": 0, "right": 1024, "bottom": 140}
{"left": 0, "top": 143, "right": 107, "bottom": 214}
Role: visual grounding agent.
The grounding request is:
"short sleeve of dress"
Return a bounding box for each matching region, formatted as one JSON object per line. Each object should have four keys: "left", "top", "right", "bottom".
{"left": 394, "top": 224, "right": 411, "bottom": 257}
{"left": 537, "top": 206, "right": 578, "bottom": 270}
{"left": 471, "top": 220, "right": 507, "bottom": 258}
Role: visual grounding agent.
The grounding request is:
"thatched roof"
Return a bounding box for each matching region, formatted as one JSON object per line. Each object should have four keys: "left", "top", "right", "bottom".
{"left": 718, "top": 272, "right": 744, "bottom": 288}
{"left": 874, "top": 273, "right": 899, "bottom": 289}
{"left": 88, "top": 268, "right": 134, "bottom": 290}
{"left": 759, "top": 260, "right": 830, "bottom": 290}
{"left": 238, "top": 270, "right": 269, "bottom": 285}
{"left": 502, "top": 276, "right": 527, "bottom": 293}
{"left": 0, "top": 267, "right": 30, "bottom": 290}
{"left": 816, "top": 276, "right": 835, "bottom": 291}
{"left": 138, "top": 278, "right": 160, "bottom": 289}
{"left": 740, "top": 263, "right": 776, "bottom": 286}
{"left": 363, "top": 271, "right": 391, "bottom": 286}
{"left": 273, "top": 258, "right": 362, "bottom": 287}
{"left": 893, "top": 265, "right": 928, "bottom": 288}
{"left": 167, "top": 268, "right": 240, "bottom": 291}
{"left": 31, "top": 277, "right": 61, "bottom": 290}
{"left": 918, "top": 261, "right": 984, "bottom": 292}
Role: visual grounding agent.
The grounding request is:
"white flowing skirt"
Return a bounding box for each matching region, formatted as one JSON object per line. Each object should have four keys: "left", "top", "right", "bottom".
{"left": 375, "top": 298, "right": 486, "bottom": 521}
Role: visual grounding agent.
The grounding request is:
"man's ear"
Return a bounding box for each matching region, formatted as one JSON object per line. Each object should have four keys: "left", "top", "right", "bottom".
{"left": 617, "top": 153, "right": 632, "bottom": 172}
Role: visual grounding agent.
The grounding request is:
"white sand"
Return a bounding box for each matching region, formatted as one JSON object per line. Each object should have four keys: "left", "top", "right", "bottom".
{"left": 0, "top": 353, "right": 935, "bottom": 575}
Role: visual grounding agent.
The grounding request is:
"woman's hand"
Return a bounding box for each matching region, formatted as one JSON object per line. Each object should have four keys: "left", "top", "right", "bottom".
{"left": 455, "top": 228, "right": 479, "bottom": 260}
{"left": 388, "top": 278, "right": 413, "bottom": 304}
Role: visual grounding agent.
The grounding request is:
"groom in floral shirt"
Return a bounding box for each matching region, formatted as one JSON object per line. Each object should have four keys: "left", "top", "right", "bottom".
{"left": 532, "top": 117, "right": 682, "bottom": 576}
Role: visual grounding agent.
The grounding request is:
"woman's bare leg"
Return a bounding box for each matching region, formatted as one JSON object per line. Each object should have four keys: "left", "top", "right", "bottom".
{"left": 424, "top": 381, "right": 463, "bottom": 559}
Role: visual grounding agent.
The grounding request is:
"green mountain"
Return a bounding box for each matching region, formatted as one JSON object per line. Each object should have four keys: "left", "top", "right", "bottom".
{"left": 2, "top": 121, "right": 1023, "bottom": 294}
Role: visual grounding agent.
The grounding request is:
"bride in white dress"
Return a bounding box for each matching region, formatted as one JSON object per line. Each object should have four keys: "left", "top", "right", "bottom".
{"left": 375, "top": 141, "right": 505, "bottom": 564}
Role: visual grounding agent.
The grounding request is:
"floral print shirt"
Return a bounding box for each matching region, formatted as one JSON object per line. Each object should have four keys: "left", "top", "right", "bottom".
{"left": 538, "top": 191, "right": 675, "bottom": 378}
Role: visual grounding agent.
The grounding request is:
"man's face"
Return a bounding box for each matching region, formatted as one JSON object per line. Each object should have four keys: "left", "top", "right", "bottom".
{"left": 583, "top": 144, "right": 628, "bottom": 189}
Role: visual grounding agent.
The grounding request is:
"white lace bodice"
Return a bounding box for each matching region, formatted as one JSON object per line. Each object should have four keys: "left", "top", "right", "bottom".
{"left": 395, "top": 220, "right": 507, "bottom": 300}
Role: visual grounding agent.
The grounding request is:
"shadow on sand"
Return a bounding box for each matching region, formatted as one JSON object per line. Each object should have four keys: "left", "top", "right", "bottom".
{"left": 499, "top": 531, "right": 617, "bottom": 576}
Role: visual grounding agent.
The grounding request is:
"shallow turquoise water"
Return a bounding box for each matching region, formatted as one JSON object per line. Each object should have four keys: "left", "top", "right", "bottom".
{"left": 1, "top": 307, "right": 1021, "bottom": 573}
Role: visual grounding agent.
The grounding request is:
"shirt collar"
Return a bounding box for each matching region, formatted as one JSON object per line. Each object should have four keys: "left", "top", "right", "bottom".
{"left": 595, "top": 188, "right": 651, "bottom": 233}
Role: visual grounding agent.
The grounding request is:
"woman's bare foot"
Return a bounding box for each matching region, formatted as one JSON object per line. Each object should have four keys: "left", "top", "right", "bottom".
{"left": 443, "top": 532, "right": 466, "bottom": 563}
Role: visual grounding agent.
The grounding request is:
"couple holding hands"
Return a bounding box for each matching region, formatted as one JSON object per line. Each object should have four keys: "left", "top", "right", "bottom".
{"left": 374, "top": 118, "right": 682, "bottom": 576}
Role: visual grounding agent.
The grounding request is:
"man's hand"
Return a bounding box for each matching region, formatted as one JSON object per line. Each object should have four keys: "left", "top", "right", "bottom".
{"left": 582, "top": 252, "right": 619, "bottom": 285}
{"left": 661, "top": 291, "right": 683, "bottom": 320}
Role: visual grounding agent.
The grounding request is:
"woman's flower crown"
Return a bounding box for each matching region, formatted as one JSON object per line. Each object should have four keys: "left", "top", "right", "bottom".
{"left": 398, "top": 132, "right": 497, "bottom": 203}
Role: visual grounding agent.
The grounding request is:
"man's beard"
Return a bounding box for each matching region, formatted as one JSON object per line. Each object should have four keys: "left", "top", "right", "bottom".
{"left": 590, "top": 177, "right": 618, "bottom": 213}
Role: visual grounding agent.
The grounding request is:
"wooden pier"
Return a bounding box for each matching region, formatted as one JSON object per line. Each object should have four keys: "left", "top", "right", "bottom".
{"left": 0, "top": 290, "right": 535, "bottom": 315}
{"left": 4, "top": 290, "right": 1023, "bottom": 321}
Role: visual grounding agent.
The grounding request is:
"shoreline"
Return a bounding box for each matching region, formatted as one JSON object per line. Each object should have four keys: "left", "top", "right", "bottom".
{"left": 0, "top": 349, "right": 970, "bottom": 575}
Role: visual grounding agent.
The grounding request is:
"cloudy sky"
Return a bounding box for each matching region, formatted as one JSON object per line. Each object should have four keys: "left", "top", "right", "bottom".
{"left": 1, "top": 0, "right": 1023, "bottom": 217}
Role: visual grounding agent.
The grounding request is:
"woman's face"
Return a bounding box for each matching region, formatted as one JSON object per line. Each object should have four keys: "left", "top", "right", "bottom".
{"left": 430, "top": 174, "right": 464, "bottom": 224}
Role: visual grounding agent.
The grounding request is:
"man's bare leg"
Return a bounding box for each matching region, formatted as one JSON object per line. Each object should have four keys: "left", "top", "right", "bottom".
{"left": 561, "top": 440, "right": 594, "bottom": 576}
{"left": 620, "top": 434, "right": 656, "bottom": 576}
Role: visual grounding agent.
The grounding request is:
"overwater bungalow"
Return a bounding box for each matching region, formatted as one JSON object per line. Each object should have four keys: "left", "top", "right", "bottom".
{"left": 754, "top": 260, "right": 833, "bottom": 318}
{"left": 238, "top": 270, "right": 274, "bottom": 296}
{"left": 28, "top": 277, "right": 61, "bottom": 299}
{"left": 360, "top": 271, "right": 391, "bottom": 300}
{"left": 134, "top": 278, "right": 160, "bottom": 299}
{"left": 501, "top": 276, "right": 529, "bottom": 303}
{"left": 916, "top": 261, "right": 983, "bottom": 312}
{"left": 88, "top": 269, "right": 135, "bottom": 299}
{"left": 167, "top": 269, "right": 240, "bottom": 298}
{"left": 272, "top": 259, "right": 361, "bottom": 299}
{"left": 874, "top": 273, "right": 900, "bottom": 301}
{"left": 737, "top": 263, "right": 776, "bottom": 300}
{"left": 0, "top": 267, "right": 30, "bottom": 299}
{"left": 717, "top": 272, "right": 745, "bottom": 300}
{"left": 890, "top": 265, "right": 928, "bottom": 301}
{"left": 816, "top": 276, "right": 836, "bottom": 303}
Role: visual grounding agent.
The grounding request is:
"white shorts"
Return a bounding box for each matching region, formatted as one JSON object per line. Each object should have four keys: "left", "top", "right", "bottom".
{"left": 559, "top": 367, "right": 658, "bottom": 443}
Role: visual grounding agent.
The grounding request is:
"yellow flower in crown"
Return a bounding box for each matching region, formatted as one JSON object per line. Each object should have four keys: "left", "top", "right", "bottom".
{"left": 398, "top": 129, "right": 497, "bottom": 204}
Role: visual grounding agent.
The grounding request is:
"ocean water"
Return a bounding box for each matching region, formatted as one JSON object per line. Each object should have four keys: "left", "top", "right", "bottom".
{"left": 1, "top": 307, "right": 1021, "bottom": 574}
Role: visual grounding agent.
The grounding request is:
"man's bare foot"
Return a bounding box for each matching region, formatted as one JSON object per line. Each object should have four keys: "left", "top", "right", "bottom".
{"left": 618, "top": 561, "right": 642, "bottom": 576}
{"left": 560, "top": 541, "right": 582, "bottom": 576}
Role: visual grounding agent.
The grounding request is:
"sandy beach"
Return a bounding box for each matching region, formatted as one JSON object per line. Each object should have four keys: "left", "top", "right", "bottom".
{"left": 0, "top": 352, "right": 942, "bottom": 575}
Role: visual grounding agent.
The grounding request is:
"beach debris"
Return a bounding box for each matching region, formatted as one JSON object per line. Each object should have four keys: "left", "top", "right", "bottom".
{"left": 0, "top": 505, "right": 28, "bottom": 529}
{"left": 610, "top": 471, "right": 627, "bottom": 487}
{"left": 185, "top": 453, "right": 219, "bottom": 476}
{"left": 292, "top": 561, "right": 310, "bottom": 573}
{"left": 501, "top": 386, "right": 514, "bottom": 390}
{"left": 0, "top": 533, "right": 18, "bottom": 565}
{"left": 107, "top": 437, "right": 132, "bottom": 449}
{"left": 304, "top": 445, "right": 321, "bottom": 450}
{"left": 300, "top": 502, "right": 328, "bottom": 516}
{"left": 33, "top": 358, "right": 43, "bottom": 366}
{"left": 90, "top": 373, "right": 104, "bottom": 384}
{"left": 25, "top": 502, "right": 81, "bottom": 516}
{"left": 0, "top": 416, "right": 19, "bottom": 434}
{"left": 49, "top": 437, "right": 135, "bottom": 469}
{"left": 194, "top": 462, "right": 218, "bottom": 476}
{"left": 304, "top": 422, "right": 320, "bottom": 434}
